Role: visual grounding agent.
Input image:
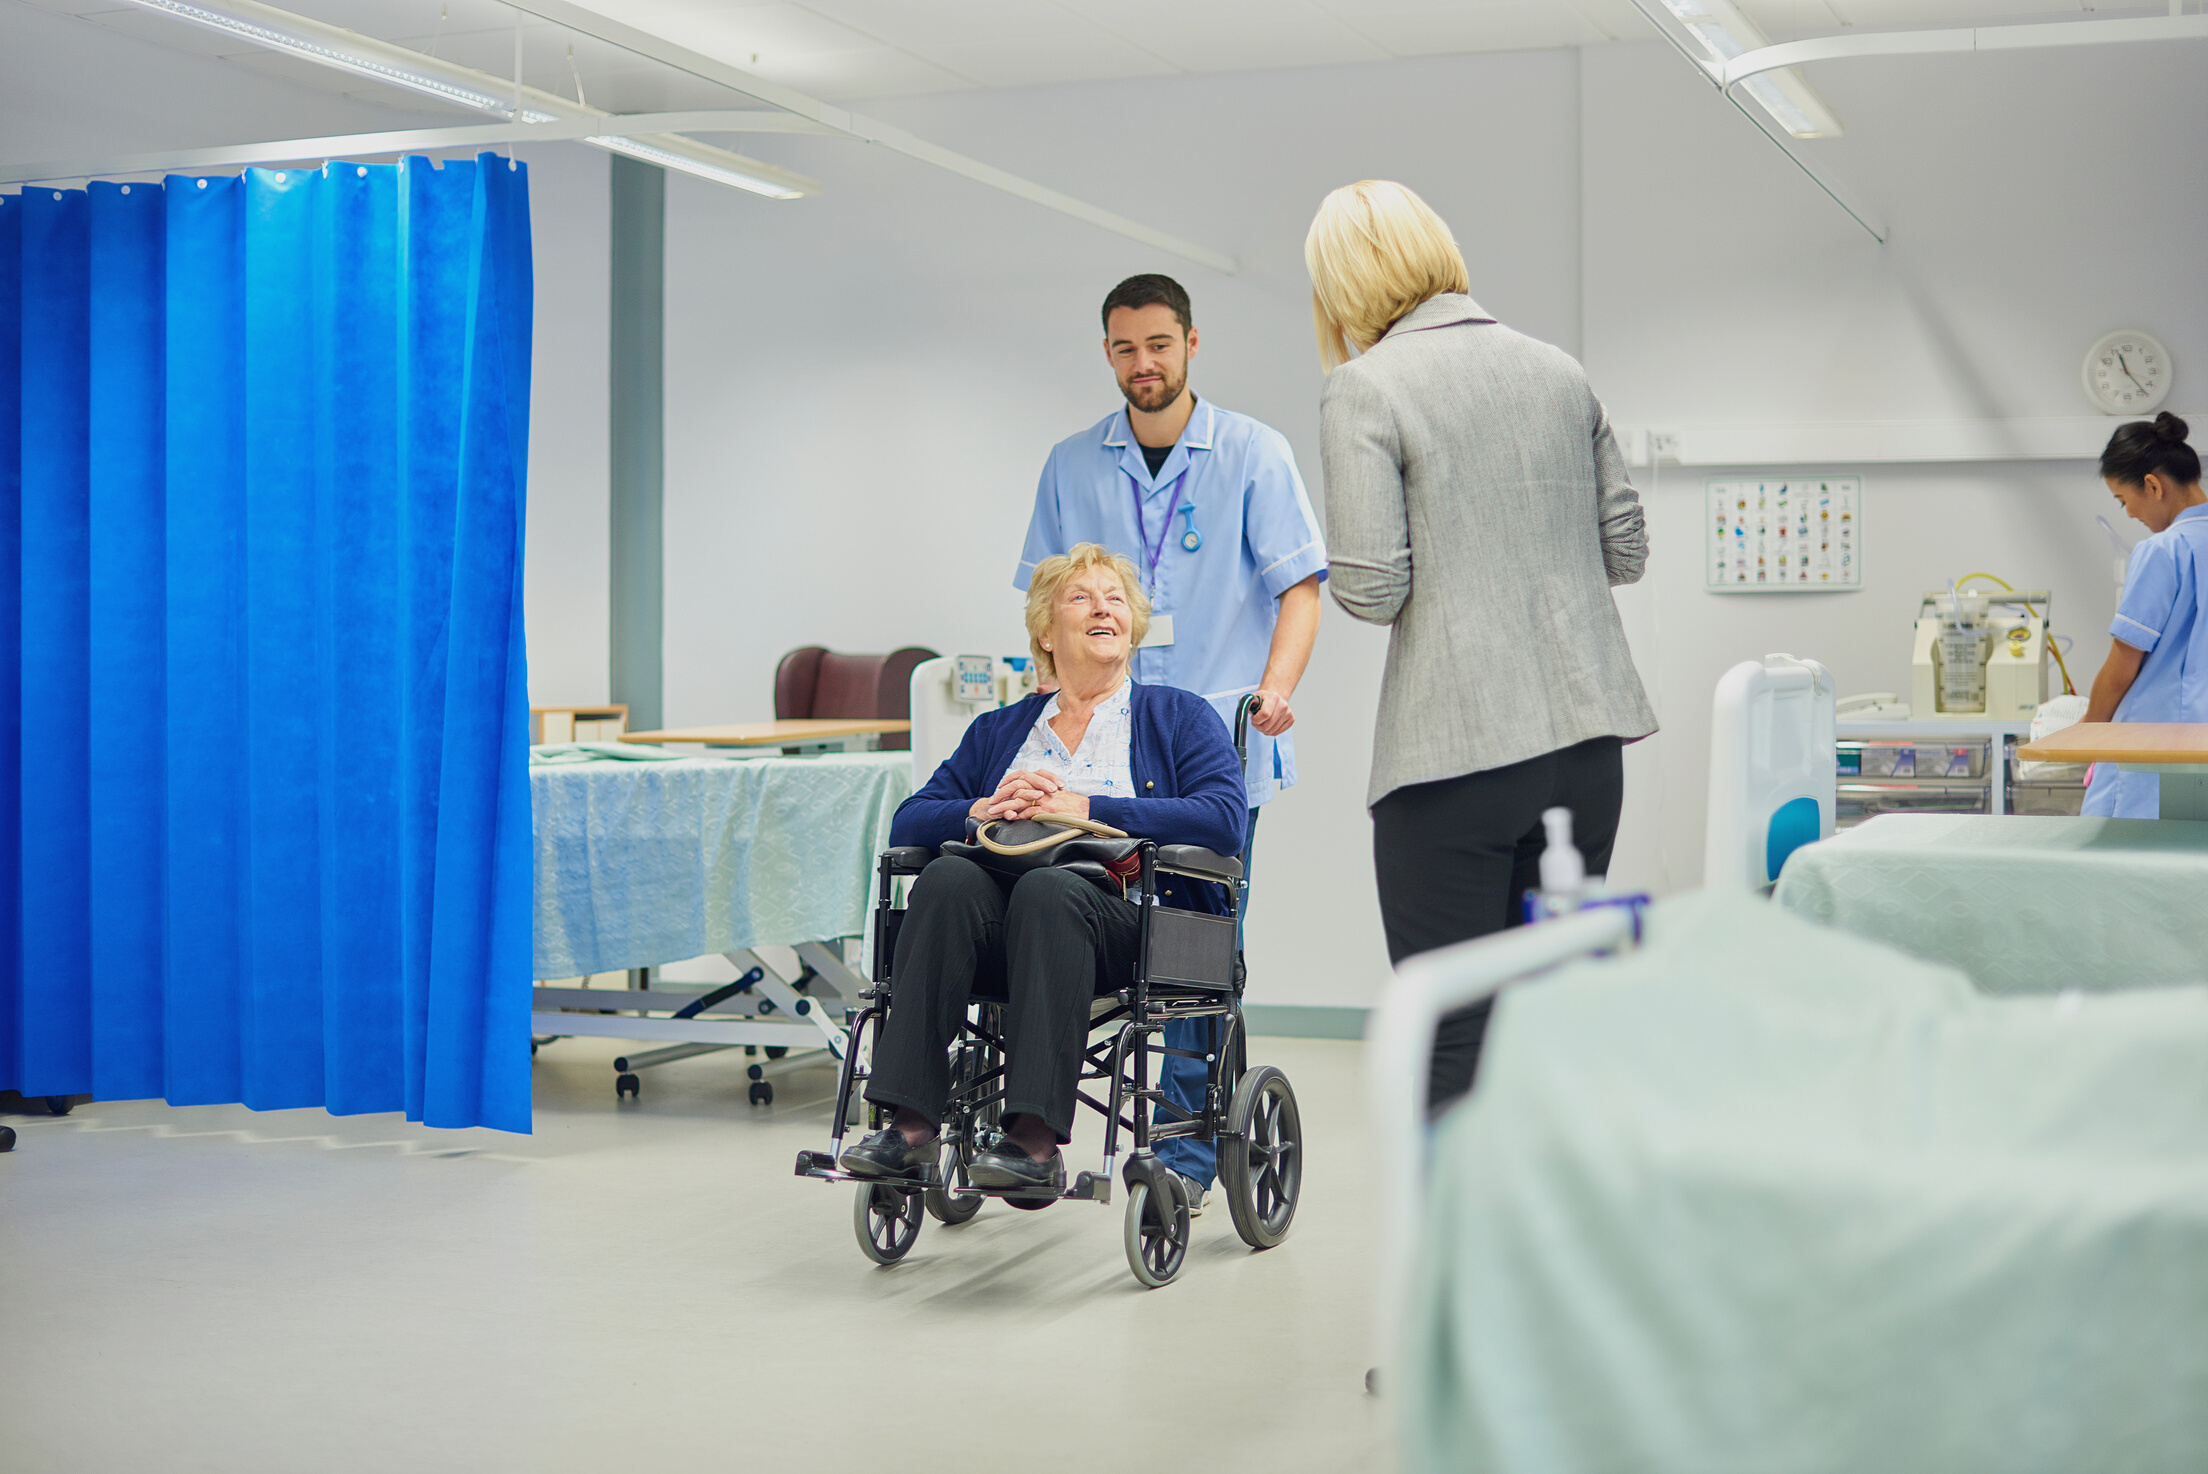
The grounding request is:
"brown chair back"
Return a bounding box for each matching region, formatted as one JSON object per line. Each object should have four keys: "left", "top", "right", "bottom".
{"left": 773, "top": 646, "right": 937, "bottom": 751}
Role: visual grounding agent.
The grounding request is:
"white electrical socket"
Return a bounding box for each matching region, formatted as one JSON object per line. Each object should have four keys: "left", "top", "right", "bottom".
{"left": 1648, "top": 430, "right": 1681, "bottom": 462}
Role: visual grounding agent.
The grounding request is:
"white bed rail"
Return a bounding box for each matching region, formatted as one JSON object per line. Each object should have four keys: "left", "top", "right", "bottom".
{"left": 1367, "top": 906, "right": 1639, "bottom": 1390}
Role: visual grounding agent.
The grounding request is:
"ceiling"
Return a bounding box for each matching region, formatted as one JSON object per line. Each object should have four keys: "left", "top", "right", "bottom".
{"left": 7, "top": 0, "right": 2165, "bottom": 114}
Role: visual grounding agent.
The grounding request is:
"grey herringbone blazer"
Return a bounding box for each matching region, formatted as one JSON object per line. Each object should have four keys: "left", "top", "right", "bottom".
{"left": 1321, "top": 293, "right": 1657, "bottom": 806}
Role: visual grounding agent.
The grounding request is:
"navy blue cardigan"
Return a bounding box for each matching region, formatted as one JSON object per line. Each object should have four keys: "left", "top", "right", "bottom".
{"left": 890, "top": 682, "right": 1246, "bottom": 915}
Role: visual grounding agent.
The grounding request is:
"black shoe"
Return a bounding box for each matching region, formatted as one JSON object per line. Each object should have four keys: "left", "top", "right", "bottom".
{"left": 839, "top": 1128, "right": 939, "bottom": 1180}
{"left": 967, "top": 1140, "right": 1066, "bottom": 1195}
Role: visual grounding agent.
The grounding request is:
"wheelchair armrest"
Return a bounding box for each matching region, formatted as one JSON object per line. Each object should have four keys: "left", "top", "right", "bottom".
{"left": 1155, "top": 845, "right": 1242, "bottom": 883}
{"left": 882, "top": 846, "right": 936, "bottom": 875}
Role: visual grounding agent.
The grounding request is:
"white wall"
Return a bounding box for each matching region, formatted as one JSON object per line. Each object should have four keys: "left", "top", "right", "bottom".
{"left": 520, "top": 145, "right": 611, "bottom": 709}
{"left": 654, "top": 51, "right": 1584, "bottom": 1009}
{"left": 1580, "top": 40, "right": 2207, "bottom": 893}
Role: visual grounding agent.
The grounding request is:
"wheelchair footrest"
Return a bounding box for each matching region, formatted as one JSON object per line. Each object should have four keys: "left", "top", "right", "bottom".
{"left": 1067, "top": 1171, "right": 1111, "bottom": 1205}
{"left": 795, "top": 1149, "right": 936, "bottom": 1191}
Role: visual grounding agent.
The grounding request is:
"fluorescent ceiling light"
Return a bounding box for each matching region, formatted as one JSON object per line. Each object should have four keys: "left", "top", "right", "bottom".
{"left": 126, "top": 0, "right": 558, "bottom": 122}
{"left": 117, "top": 0, "right": 816, "bottom": 197}
{"left": 583, "top": 135, "right": 800, "bottom": 200}
{"left": 1660, "top": 0, "right": 1844, "bottom": 137}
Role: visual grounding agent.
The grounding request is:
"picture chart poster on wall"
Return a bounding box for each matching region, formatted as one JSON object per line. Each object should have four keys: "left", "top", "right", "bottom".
{"left": 1706, "top": 477, "right": 1862, "bottom": 592}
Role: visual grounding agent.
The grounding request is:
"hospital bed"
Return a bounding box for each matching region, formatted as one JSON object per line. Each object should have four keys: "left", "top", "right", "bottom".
{"left": 529, "top": 745, "right": 912, "bottom": 1103}
{"left": 1370, "top": 890, "right": 2208, "bottom": 1473}
{"left": 1697, "top": 658, "right": 2208, "bottom": 993}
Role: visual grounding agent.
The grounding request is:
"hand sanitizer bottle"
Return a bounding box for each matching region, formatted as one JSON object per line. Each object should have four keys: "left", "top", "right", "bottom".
{"left": 1524, "top": 806, "right": 1594, "bottom": 923}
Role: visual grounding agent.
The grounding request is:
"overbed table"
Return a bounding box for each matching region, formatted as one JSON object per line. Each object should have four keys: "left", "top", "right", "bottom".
{"left": 622, "top": 717, "right": 911, "bottom": 755}
{"left": 1773, "top": 812, "right": 2208, "bottom": 993}
{"left": 528, "top": 749, "right": 913, "bottom": 1099}
{"left": 2014, "top": 720, "right": 2208, "bottom": 820}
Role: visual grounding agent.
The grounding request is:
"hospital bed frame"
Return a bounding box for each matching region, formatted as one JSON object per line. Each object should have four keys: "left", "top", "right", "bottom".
{"left": 1367, "top": 905, "right": 1644, "bottom": 1388}
{"left": 530, "top": 943, "right": 864, "bottom": 1106}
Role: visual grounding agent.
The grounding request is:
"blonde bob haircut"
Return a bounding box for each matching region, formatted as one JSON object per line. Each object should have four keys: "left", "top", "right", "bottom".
{"left": 1024, "top": 542, "right": 1150, "bottom": 684}
{"left": 1304, "top": 180, "right": 1470, "bottom": 371}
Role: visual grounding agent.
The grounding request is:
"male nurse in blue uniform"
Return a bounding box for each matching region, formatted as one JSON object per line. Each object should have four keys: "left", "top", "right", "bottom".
{"left": 1015, "top": 273, "right": 1325, "bottom": 1213}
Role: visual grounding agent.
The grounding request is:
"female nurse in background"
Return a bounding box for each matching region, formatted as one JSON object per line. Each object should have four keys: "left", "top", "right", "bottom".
{"left": 2081, "top": 412, "right": 2208, "bottom": 818}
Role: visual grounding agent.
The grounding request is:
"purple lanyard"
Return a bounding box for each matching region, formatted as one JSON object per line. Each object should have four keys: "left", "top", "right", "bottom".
{"left": 1130, "top": 469, "right": 1188, "bottom": 591}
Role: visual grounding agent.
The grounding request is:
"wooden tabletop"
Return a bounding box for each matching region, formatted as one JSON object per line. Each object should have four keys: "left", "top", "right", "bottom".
{"left": 2015, "top": 722, "right": 2208, "bottom": 765}
{"left": 620, "top": 718, "right": 911, "bottom": 747}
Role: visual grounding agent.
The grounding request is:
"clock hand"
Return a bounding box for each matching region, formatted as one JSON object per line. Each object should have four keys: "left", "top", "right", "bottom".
{"left": 2116, "top": 351, "right": 2151, "bottom": 392}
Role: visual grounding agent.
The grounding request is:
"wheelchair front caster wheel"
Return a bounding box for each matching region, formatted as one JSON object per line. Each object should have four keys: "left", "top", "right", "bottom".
{"left": 1221, "top": 1065, "right": 1302, "bottom": 1250}
{"left": 924, "top": 1140, "right": 984, "bottom": 1226}
{"left": 1123, "top": 1176, "right": 1190, "bottom": 1288}
{"left": 854, "top": 1183, "right": 924, "bottom": 1265}
{"left": 615, "top": 1072, "right": 640, "bottom": 1101}
{"left": 45, "top": 1096, "right": 72, "bottom": 1117}
{"left": 0, "top": 1124, "right": 15, "bottom": 1152}
{"left": 748, "top": 1080, "right": 773, "bottom": 1107}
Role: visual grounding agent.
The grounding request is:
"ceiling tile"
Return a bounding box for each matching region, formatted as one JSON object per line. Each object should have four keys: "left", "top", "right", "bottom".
{"left": 569, "top": 0, "right": 877, "bottom": 59}
{"left": 1339, "top": 3, "right": 1583, "bottom": 55}
{"left": 743, "top": 46, "right": 980, "bottom": 98}
{"left": 919, "top": 32, "right": 1178, "bottom": 86}
{"left": 798, "top": 0, "right": 1111, "bottom": 50}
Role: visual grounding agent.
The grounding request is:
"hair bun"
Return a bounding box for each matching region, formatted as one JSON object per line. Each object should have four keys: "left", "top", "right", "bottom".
{"left": 2154, "top": 411, "right": 2190, "bottom": 444}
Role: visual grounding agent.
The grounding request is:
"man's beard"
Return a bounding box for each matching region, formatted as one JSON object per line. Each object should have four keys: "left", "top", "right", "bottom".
{"left": 1118, "top": 364, "right": 1186, "bottom": 415}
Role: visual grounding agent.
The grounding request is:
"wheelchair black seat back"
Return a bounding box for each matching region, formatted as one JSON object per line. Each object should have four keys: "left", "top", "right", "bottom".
{"left": 793, "top": 699, "right": 1304, "bottom": 1289}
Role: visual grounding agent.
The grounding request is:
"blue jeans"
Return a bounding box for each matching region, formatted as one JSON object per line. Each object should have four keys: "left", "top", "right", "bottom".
{"left": 1153, "top": 807, "right": 1258, "bottom": 1188}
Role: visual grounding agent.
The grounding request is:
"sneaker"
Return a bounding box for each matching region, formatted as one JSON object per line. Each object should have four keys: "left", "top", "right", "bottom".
{"left": 1175, "top": 1171, "right": 1209, "bottom": 1217}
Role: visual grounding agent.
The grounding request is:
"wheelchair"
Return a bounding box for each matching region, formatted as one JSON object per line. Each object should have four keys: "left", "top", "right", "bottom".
{"left": 793, "top": 705, "right": 1304, "bottom": 1288}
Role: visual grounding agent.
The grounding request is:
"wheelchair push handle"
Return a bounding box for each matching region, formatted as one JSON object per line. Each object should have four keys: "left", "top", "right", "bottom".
{"left": 1233, "top": 692, "right": 1261, "bottom": 768}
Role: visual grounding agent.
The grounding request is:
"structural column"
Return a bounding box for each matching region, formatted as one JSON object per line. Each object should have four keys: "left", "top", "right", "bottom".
{"left": 608, "top": 154, "right": 664, "bottom": 731}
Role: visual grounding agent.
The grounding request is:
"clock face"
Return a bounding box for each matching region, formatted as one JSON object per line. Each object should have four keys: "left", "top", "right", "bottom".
{"left": 2083, "top": 330, "right": 2171, "bottom": 415}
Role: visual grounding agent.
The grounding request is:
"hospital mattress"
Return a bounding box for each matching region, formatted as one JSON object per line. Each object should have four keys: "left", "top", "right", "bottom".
{"left": 1772, "top": 812, "right": 2208, "bottom": 993}
{"left": 1405, "top": 889, "right": 2208, "bottom": 1474}
{"left": 531, "top": 751, "right": 911, "bottom": 979}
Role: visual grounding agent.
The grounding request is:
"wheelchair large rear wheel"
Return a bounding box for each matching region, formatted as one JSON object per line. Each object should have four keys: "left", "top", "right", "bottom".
{"left": 1123, "top": 1176, "right": 1190, "bottom": 1288}
{"left": 854, "top": 1183, "right": 924, "bottom": 1265}
{"left": 1220, "top": 1064, "right": 1302, "bottom": 1249}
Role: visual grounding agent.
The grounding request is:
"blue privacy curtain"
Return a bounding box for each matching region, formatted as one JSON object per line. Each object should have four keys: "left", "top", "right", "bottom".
{"left": 0, "top": 154, "right": 533, "bottom": 1132}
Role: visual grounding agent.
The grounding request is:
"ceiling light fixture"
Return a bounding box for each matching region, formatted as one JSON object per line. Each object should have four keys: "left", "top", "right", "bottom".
{"left": 1659, "top": 0, "right": 1844, "bottom": 138}
{"left": 115, "top": 0, "right": 817, "bottom": 197}
{"left": 125, "top": 0, "right": 559, "bottom": 122}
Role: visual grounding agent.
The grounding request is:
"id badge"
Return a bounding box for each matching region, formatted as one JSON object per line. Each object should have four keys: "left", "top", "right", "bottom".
{"left": 1141, "top": 614, "right": 1175, "bottom": 649}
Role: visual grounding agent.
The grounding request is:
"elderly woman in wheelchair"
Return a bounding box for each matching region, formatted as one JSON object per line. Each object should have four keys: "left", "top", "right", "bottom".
{"left": 798, "top": 543, "right": 1303, "bottom": 1285}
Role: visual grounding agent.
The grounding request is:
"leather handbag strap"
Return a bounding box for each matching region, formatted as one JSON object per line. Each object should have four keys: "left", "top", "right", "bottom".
{"left": 975, "top": 814, "right": 1128, "bottom": 856}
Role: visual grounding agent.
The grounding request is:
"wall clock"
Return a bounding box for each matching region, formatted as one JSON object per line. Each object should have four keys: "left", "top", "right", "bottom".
{"left": 2082, "top": 329, "right": 2171, "bottom": 415}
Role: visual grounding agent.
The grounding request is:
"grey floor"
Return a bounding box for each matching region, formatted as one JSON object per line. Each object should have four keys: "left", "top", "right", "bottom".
{"left": 0, "top": 1034, "right": 1386, "bottom": 1474}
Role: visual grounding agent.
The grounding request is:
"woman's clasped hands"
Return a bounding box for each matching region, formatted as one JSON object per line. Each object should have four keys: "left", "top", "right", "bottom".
{"left": 969, "top": 768, "right": 1089, "bottom": 822}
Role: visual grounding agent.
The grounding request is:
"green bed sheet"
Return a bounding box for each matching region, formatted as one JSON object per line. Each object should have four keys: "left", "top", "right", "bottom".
{"left": 1405, "top": 889, "right": 2208, "bottom": 1474}
{"left": 1773, "top": 813, "right": 2208, "bottom": 993}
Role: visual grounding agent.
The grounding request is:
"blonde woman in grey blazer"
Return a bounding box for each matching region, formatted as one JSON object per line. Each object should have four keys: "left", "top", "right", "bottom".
{"left": 1307, "top": 180, "right": 1657, "bottom": 1108}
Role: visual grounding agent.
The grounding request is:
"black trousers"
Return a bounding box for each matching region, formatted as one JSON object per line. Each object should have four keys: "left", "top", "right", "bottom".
{"left": 865, "top": 856, "right": 1139, "bottom": 1144}
{"left": 1370, "top": 736, "right": 1624, "bottom": 1110}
